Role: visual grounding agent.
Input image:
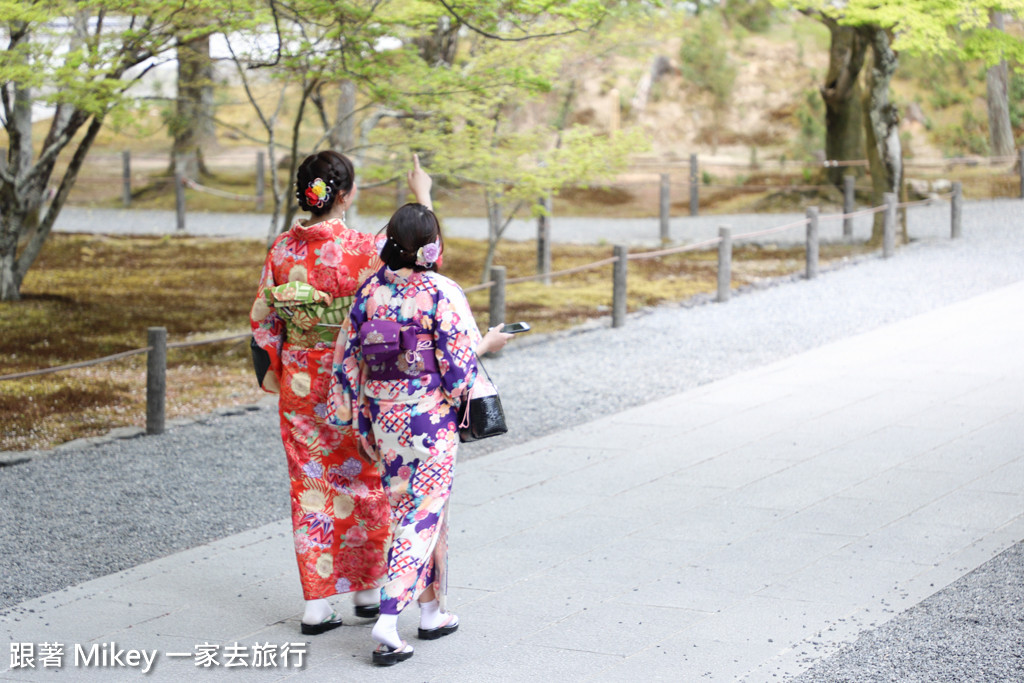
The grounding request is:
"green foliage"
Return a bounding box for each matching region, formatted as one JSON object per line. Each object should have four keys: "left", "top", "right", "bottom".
{"left": 0, "top": 0, "right": 199, "bottom": 117}
{"left": 678, "top": 11, "right": 737, "bottom": 110}
{"left": 930, "top": 82, "right": 969, "bottom": 110}
{"left": 348, "top": 4, "right": 649, "bottom": 221}
{"left": 216, "top": 0, "right": 629, "bottom": 235}
{"left": 779, "top": 0, "right": 1024, "bottom": 64}
{"left": 793, "top": 88, "right": 825, "bottom": 160}
{"left": 897, "top": 51, "right": 972, "bottom": 110}
{"left": 934, "top": 108, "right": 990, "bottom": 156}
{"left": 1009, "top": 67, "right": 1024, "bottom": 132}
{"left": 723, "top": 0, "right": 777, "bottom": 33}
{"left": 1, "top": 0, "right": 222, "bottom": 299}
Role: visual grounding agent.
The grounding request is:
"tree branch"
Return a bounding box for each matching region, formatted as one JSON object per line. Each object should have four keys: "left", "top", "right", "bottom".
{"left": 436, "top": 0, "right": 589, "bottom": 42}
{"left": 247, "top": 0, "right": 284, "bottom": 69}
{"left": 224, "top": 33, "right": 274, "bottom": 134}
{"left": 19, "top": 116, "right": 106, "bottom": 282}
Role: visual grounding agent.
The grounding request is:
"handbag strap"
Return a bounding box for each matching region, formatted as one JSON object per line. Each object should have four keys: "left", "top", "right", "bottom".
{"left": 457, "top": 356, "right": 491, "bottom": 429}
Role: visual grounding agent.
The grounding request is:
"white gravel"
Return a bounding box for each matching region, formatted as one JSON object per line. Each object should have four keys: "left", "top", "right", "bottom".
{"left": 4, "top": 199, "right": 1024, "bottom": 681}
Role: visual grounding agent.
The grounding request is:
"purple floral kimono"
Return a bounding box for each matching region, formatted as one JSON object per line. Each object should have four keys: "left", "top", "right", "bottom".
{"left": 329, "top": 266, "right": 481, "bottom": 615}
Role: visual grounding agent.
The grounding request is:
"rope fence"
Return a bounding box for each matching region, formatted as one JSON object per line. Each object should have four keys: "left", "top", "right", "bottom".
{"left": 0, "top": 348, "right": 153, "bottom": 382}
{"left": 183, "top": 178, "right": 256, "bottom": 203}
{"left": 633, "top": 153, "right": 1020, "bottom": 169}
{"left": 0, "top": 332, "right": 252, "bottom": 435}
{"left": 25, "top": 146, "right": 1023, "bottom": 235}
{"left": 0, "top": 178, "right": 969, "bottom": 439}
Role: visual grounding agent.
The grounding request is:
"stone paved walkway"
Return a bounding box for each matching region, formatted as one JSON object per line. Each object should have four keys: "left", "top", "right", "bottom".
{"left": 3, "top": 279, "right": 1022, "bottom": 681}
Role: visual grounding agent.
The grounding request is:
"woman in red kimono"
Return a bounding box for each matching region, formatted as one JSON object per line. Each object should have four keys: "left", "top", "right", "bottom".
{"left": 250, "top": 151, "right": 391, "bottom": 634}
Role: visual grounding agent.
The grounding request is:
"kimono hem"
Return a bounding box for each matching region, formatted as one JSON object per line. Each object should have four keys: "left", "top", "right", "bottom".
{"left": 330, "top": 267, "right": 481, "bottom": 614}
{"left": 251, "top": 219, "right": 390, "bottom": 600}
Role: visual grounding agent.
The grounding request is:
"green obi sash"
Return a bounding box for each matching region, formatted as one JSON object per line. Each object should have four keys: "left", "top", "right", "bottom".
{"left": 265, "top": 281, "right": 353, "bottom": 345}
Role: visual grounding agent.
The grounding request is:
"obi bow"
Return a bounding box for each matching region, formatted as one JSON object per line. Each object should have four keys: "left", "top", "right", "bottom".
{"left": 265, "top": 281, "right": 334, "bottom": 330}
{"left": 359, "top": 320, "right": 438, "bottom": 379}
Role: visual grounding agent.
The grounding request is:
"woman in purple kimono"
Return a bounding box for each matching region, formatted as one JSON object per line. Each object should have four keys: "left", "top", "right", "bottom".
{"left": 329, "top": 158, "right": 511, "bottom": 666}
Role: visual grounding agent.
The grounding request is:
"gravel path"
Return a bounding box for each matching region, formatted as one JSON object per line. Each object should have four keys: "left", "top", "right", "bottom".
{"left": 791, "top": 540, "right": 1024, "bottom": 683}
{"left": 5, "top": 199, "right": 1024, "bottom": 680}
{"left": 55, "top": 201, "right": 953, "bottom": 246}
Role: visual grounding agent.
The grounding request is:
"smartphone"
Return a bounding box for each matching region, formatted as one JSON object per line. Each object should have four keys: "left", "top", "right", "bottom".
{"left": 501, "top": 322, "right": 531, "bottom": 334}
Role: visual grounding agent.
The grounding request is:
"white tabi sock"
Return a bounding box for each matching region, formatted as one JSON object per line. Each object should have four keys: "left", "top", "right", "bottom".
{"left": 353, "top": 588, "right": 379, "bottom": 607}
{"left": 418, "top": 599, "right": 446, "bottom": 630}
{"left": 302, "top": 598, "right": 333, "bottom": 625}
{"left": 371, "top": 613, "right": 403, "bottom": 650}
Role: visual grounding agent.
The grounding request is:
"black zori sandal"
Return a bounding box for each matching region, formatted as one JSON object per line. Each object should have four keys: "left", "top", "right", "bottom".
{"left": 372, "top": 642, "right": 414, "bottom": 667}
{"left": 417, "top": 614, "right": 459, "bottom": 640}
{"left": 354, "top": 604, "right": 380, "bottom": 618}
{"left": 299, "top": 612, "right": 343, "bottom": 636}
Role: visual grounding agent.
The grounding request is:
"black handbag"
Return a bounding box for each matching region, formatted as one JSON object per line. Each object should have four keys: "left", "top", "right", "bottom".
{"left": 250, "top": 336, "right": 272, "bottom": 388}
{"left": 457, "top": 361, "right": 507, "bottom": 442}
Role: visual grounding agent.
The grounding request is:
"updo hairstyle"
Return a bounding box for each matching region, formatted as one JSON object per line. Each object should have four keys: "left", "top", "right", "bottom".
{"left": 294, "top": 150, "right": 355, "bottom": 216}
{"left": 379, "top": 203, "right": 444, "bottom": 273}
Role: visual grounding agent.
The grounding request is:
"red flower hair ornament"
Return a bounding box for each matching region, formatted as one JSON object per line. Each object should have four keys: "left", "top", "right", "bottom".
{"left": 304, "top": 178, "right": 332, "bottom": 209}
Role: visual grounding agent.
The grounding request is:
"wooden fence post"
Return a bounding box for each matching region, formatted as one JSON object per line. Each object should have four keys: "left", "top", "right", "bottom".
{"left": 612, "top": 244, "right": 628, "bottom": 328}
{"left": 717, "top": 226, "right": 732, "bottom": 303}
{"left": 488, "top": 265, "right": 506, "bottom": 329}
{"left": 122, "top": 150, "right": 132, "bottom": 207}
{"left": 488, "top": 198, "right": 502, "bottom": 244}
{"left": 1019, "top": 148, "right": 1024, "bottom": 199}
{"left": 806, "top": 206, "right": 819, "bottom": 279}
{"left": 659, "top": 173, "right": 671, "bottom": 243}
{"left": 951, "top": 181, "right": 963, "bottom": 239}
{"left": 883, "top": 192, "right": 896, "bottom": 258}
{"left": 146, "top": 327, "right": 167, "bottom": 435}
{"left": 537, "top": 194, "right": 552, "bottom": 285}
{"left": 689, "top": 153, "right": 699, "bottom": 217}
{"left": 485, "top": 265, "right": 507, "bottom": 358}
{"left": 174, "top": 170, "right": 186, "bottom": 232}
{"left": 843, "top": 174, "right": 855, "bottom": 239}
{"left": 256, "top": 151, "right": 266, "bottom": 211}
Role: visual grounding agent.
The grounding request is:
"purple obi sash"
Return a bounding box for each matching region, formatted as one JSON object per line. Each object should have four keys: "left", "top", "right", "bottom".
{"left": 359, "top": 320, "right": 439, "bottom": 380}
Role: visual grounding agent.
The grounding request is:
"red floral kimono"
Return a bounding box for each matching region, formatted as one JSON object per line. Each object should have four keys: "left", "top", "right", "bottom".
{"left": 251, "top": 218, "right": 390, "bottom": 600}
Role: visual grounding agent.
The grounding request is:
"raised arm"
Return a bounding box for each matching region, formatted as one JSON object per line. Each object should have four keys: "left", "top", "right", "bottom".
{"left": 407, "top": 153, "right": 433, "bottom": 210}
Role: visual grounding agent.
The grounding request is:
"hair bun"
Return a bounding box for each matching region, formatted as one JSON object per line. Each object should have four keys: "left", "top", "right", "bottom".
{"left": 295, "top": 151, "right": 355, "bottom": 216}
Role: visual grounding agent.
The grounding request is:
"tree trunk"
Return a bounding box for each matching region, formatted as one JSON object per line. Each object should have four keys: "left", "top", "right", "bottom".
{"left": 821, "top": 18, "right": 866, "bottom": 187}
{"left": 328, "top": 79, "right": 357, "bottom": 153}
{"left": 986, "top": 11, "right": 1014, "bottom": 158}
{"left": 412, "top": 15, "right": 459, "bottom": 67}
{"left": 1, "top": 10, "right": 173, "bottom": 301}
{"left": 0, "top": 78, "right": 37, "bottom": 301}
{"left": 172, "top": 30, "right": 216, "bottom": 179}
{"left": 1, "top": 109, "right": 104, "bottom": 301}
{"left": 0, "top": 216, "right": 26, "bottom": 301}
{"left": 860, "top": 26, "right": 902, "bottom": 245}
{"left": 481, "top": 190, "right": 501, "bottom": 284}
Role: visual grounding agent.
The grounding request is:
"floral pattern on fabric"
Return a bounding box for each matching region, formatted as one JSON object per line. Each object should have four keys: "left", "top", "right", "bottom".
{"left": 330, "top": 267, "right": 482, "bottom": 614}
{"left": 250, "top": 218, "right": 389, "bottom": 600}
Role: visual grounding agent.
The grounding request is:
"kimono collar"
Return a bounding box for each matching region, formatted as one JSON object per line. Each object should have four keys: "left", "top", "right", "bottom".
{"left": 289, "top": 218, "right": 344, "bottom": 242}
{"left": 384, "top": 267, "right": 426, "bottom": 287}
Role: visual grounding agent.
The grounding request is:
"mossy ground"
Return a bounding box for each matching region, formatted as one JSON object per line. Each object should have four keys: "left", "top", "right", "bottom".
{"left": 0, "top": 233, "right": 873, "bottom": 452}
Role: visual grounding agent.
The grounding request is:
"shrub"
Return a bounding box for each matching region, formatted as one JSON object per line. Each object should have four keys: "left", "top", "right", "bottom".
{"left": 679, "top": 12, "right": 736, "bottom": 111}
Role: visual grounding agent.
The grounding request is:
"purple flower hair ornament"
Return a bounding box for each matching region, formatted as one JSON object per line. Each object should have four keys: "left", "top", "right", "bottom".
{"left": 416, "top": 237, "right": 441, "bottom": 267}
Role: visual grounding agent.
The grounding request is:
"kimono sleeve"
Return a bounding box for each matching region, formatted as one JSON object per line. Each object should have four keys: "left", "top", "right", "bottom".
{"left": 250, "top": 235, "right": 288, "bottom": 393}
{"left": 432, "top": 276, "right": 483, "bottom": 406}
{"left": 327, "top": 281, "right": 369, "bottom": 428}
